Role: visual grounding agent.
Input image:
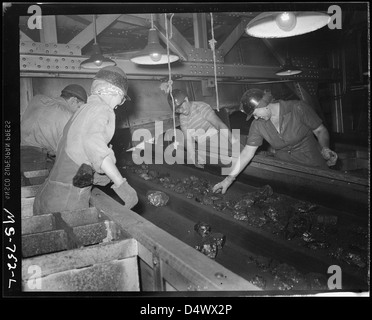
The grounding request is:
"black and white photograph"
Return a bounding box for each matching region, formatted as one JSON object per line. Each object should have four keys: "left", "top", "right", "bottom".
{"left": 2, "top": 1, "right": 370, "bottom": 307}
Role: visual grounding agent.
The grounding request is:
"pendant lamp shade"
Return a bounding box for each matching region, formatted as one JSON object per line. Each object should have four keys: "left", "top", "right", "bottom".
{"left": 276, "top": 56, "right": 302, "bottom": 76}
{"left": 130, "top": 14, "right": 179, "bottom": 65}
{"left": 246, "top": 11, "right": 331, "bottom": 38}
{"left": 80, "top": 43, "right": 116, "bottom": 69}
{"left": 80, "top": 15, "right": 116, "bottom": 69}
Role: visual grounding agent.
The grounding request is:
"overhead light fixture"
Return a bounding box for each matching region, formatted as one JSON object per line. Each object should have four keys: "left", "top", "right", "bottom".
{"left": 80, "top": 15, "right": 116, "bottom": 69}
{"left": 276, "top": 52, "right": 302, "bottom": 76}
{"left": 246, "top": 11, "right": 331, "bottom": 38}
{"left": 130, "top": 14, "right": 179, "bottom": 65}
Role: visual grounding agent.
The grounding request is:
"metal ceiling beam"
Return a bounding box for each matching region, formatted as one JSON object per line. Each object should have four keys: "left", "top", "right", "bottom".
{"left": 20, "top": 31, "right": 34, "bottom": 42}
{"left": 193, "top": 13, "right": 208, "bottom": 49}
{"left": 65, "top": 15, "right": 91, "bottom": 26}
{"left": 117, "top": 14, "right": 150, "bottom": 28}
{"left": 40, "top": 16, "right": 58, "bottom": 43}
{"left": 20, "top": 52, "right": 340, "bottom": 82}
{"left": 218, "top": 18, "right": 249, "bottom": 57}
{"left": 155, "top": 14, "right": 191, "bottom": 62}
{"left": 68, "top": 14, "right": 123, "bottom": 48}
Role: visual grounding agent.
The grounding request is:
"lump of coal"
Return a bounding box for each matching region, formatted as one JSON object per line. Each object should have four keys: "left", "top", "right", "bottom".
{"left": 139, "top": 173, "right": 151, "bottom": 180}
{"left": 305, "top": 273, "right": 328, "bottom": 291}
{"left": 343, "top": 252, "right": 366, "bottom": 268}
{"left": 194, "top": 221, "right": 211, "bottom": 237}
{"left": 72, "top": 163, "right": 93, "bottom": 188}
{"left": 207, "top": 232, "right": 226, "bottom": 249}
{"left": 146, "top": 190, "right": 169, "bottom": 207}
{"left": 233, "top": 211, "right": 248, "bottom": 221}
{"left": 292, "top": 201, "right": 318, "bottom": 214}
{"left": 250, "top": 275, "right": 267, "bottom": 289}
{"left": 195, "top": 241, "right": 218, "bottom": 259}
{"left": 272, "top": 263, "right": 305, "bottom": 290}
{"left": 174, "top": 184, "right": 186, "bottom": 194}
{"left": 260, "top": 205, "right": 280, "bottom": 222}
{"left": 213, "top": 200, "right": 227, "bottom": 212}
{"left": 148, "top": 170, "right": 158, "bottom": 179}
{"left": 255, "top": 184, "right": 274, "bottom": 198}
{"left": 285, "top": 214, "right": 312, "bottom": 240}
{"left": 201, "top": 195, "right": 214, "bottom": 206}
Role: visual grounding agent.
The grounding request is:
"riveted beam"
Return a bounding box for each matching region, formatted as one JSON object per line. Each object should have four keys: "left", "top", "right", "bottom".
{"left": 218, "top": 18, "right": 249, "bottom": 57}
{"left": 20, "top": 41, "right": 82, "bottom": 56}
{"left": 155, "top": 14, "right": 191, "bottom": 62}
{"left": 19, "top": 52, "right": 340, "bottom": 82}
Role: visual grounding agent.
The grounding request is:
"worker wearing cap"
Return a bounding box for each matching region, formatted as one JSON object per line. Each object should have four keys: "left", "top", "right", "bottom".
{"left": 213, "top": 88, "right": 338, "bottom": 194}
{"left": 33, "top": 66, "right": 138, "bottom": 214}
{"left": 168, "top": 89, "right": 239, "bottom": 168}
{"left": 21, "top": 84, "right": 88, "bottom": 172}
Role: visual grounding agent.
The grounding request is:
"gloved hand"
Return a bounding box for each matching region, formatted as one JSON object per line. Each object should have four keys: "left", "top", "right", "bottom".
{"left": 111, "top": 178, "right": 138, "bottom": 209}
{"left": 321, "top": 147, "right": 338, "bottom": 166}
{"left": 212, "top": 176, "right": 235, "bottom": 194}
{"left": 93, "top": 172, "right": 111, "bottom": 186}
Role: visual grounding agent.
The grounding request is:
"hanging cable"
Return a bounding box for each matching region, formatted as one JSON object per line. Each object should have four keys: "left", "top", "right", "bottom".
{"left": 165, "top": 13, "right": 178, "bottom": 149}
{"left": 209, "top": 13, "right": 220, "bottom": 111}
{"left": 93, "top": 15, "right": 97, "bottom": 44}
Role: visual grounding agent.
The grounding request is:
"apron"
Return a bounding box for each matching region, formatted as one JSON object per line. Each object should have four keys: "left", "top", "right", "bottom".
{"left": 33, "top": 117, "right": 91, "bottom": 215}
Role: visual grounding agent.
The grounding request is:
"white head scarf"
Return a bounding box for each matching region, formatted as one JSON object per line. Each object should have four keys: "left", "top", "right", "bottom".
{"left": 91, "top": 79, "right": 124, "bottom": 97}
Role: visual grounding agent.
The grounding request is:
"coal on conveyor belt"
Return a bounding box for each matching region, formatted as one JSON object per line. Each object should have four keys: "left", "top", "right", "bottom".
{"left": 123, "top": 162, "right": 369, "bottom": 277}
{"left": 146, "top": 190, "right": 169, "bottom": 207}
{"left": 194, "top": 221, "right": 211, "bottom": 237}
{"left": 194, "top": 221, "right": 226, "bottom": 259}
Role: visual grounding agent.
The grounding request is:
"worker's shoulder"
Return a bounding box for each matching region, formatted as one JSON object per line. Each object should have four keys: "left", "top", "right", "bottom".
{"left": 28, "top": 95, "right": 69, "bottom": 111}
{"left": 192, "top": 101, "right": 213, "bottom": 114}
{"left": 281, "top": 99, "right": 310, "bottom": 113}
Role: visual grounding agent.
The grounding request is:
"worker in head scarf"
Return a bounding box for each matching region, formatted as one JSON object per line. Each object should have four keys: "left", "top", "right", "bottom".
{"left": 33, "top": 66, "right": 138, "bottom": 214}
{"left": 168, "top": 89, "right": 240, "bottom": 168}
{"left": 21, "top": 84, "right": 87, "bottom": 172}
{"left": 213, "top": 88, "right": 338, "bottom": 194}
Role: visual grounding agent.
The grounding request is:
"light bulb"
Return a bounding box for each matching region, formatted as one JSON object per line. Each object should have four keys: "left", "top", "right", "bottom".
{"left": 150, "top": 52, "right": 162, "bottom": 62}
{"left": 94, "top": 59, "right": 103, "bottom": 66}
{"left": 276, "top": 12, "right": 297, "bottom": 32}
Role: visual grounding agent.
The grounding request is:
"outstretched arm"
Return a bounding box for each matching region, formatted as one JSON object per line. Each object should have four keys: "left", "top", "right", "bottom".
{"left": 212, "top": 144, "right": 258, "bottom": 194}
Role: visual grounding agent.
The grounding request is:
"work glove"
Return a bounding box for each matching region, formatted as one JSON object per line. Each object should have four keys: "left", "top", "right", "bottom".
{"left": 321, "top": 147, "right": 338, "bottom": 166}
{"left": 212, "top": 176, "right": 235, "bottom": 194}
{"left": 93, "top": 172, "right": 111, "bottom": 186}
{"left": 111, "top": 178, "right": 138, "bottom": 209}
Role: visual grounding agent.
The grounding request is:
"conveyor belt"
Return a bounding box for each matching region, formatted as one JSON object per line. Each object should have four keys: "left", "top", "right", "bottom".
{"left": 98, "top": 161, "right": 369, "bottom": 292}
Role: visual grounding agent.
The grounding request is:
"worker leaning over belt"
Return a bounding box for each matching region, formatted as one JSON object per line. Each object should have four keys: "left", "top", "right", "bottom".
{"left": 213, "top": 88, "right": 338, "bottom": 194}
{"left": 33, "top": 66, "right": 138, "bottom": 214}
{"left": 168, "top": 89, "right": 240, "bottom": 168}
{"left": 20, "top": 84, "right": 87, "bottom": 171}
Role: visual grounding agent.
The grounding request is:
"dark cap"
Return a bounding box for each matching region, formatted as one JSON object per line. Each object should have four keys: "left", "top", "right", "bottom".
{"left": 240, "top": 88, "right": 273, "bottom": 120}
{"left": 61, "top": 84, "right": 88, "bottom": 103}
{"left": 168, "top": 89, "right": 187, "bottom": 109}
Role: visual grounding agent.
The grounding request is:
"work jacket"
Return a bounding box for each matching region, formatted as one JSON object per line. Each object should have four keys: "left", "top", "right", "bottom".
{"left": 21, "top": 95, "right": 77, "bottom": 155}
{"left": 246, "top": 100, "right": 328, "bottom": 169}
{"left": 33, "top": 95, "right": 116, "bottom": 215}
